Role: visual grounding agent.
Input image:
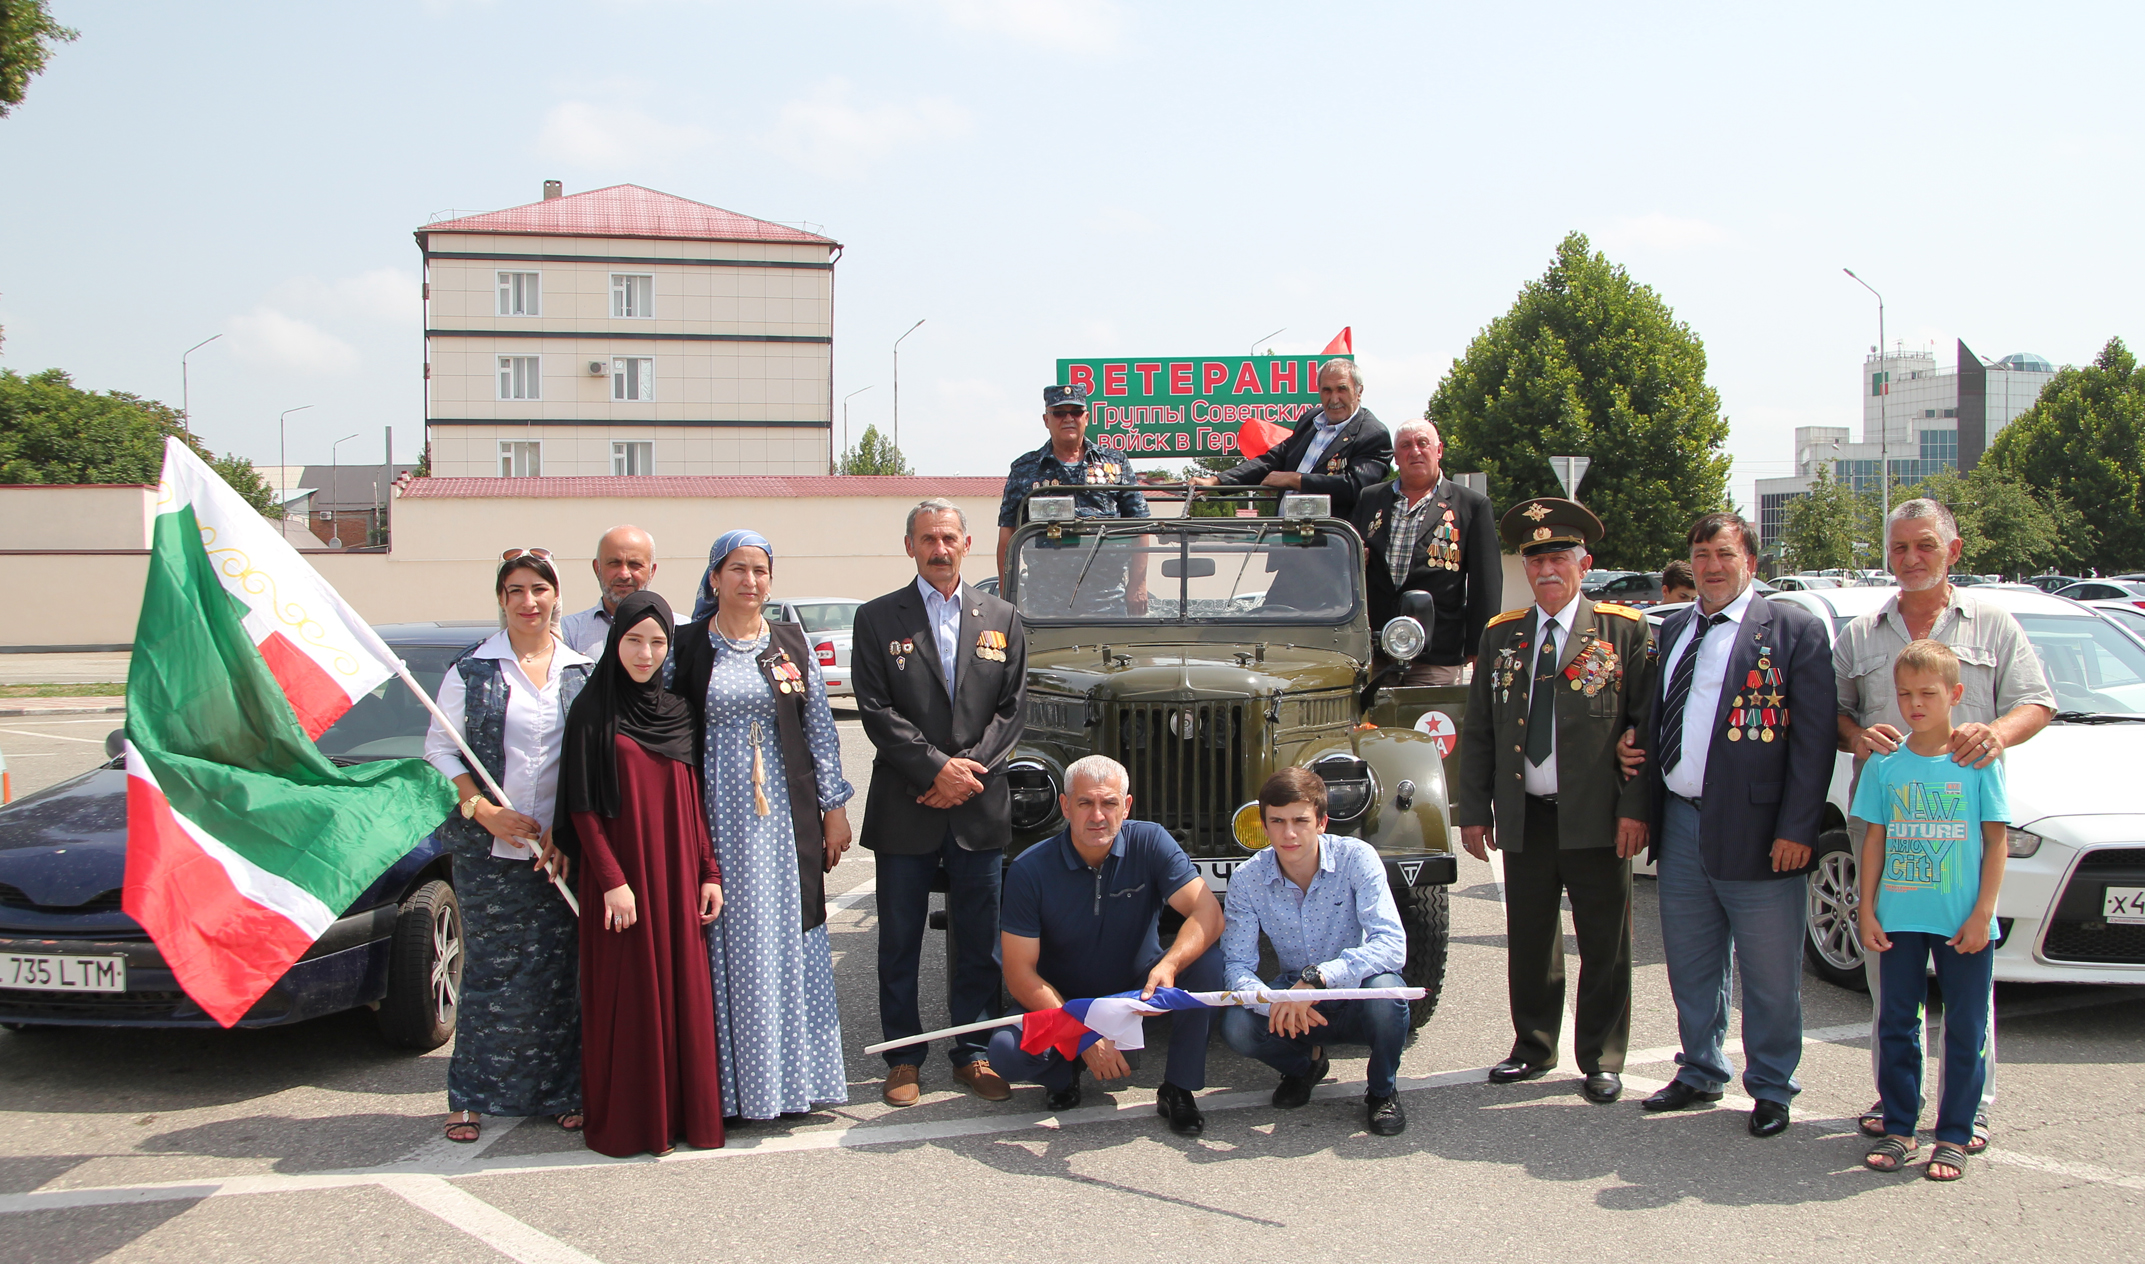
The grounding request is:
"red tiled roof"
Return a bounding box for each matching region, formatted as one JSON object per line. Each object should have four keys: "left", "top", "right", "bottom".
{"left": 399, "top": 476, "right": 1003, "bottom": 500}
{"left": 421, "top": 185, "right": 837, "bottom": 246}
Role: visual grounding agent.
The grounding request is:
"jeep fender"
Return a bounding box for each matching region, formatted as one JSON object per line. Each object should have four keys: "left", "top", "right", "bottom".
{"left": 1352, "top": 727, "right": 1454, "bottom": 856}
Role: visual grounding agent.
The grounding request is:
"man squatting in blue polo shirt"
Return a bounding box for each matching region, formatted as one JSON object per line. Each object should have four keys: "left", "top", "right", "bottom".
{"left": 986, "top": 755, "right": 1225, "bottom": 1136}
{"left": 1220, "top": 766, "right": 1411, "bottom": 1136}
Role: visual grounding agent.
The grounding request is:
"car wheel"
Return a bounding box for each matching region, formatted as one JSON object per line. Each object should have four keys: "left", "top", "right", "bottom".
{"left": 1397, "top": 883, "right": 1450, "bottom": 1029}
{"left": 375, "top": 879, "right": 462, "bottom": 1050}
{"left": 1804, "top": 828, "right": 1867, "bottom": 991}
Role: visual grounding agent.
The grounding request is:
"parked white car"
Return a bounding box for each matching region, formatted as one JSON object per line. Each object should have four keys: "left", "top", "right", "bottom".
{"left": 772, "top": 597, "right": 863, "bottom": 698}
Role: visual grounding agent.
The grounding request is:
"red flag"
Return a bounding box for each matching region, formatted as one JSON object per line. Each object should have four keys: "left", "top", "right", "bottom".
{"left": 1322, "top": 327, "right": 1353, "bottom": 354}
{"left": 1237, "top": 418, "right": 1294, "bottom": 459}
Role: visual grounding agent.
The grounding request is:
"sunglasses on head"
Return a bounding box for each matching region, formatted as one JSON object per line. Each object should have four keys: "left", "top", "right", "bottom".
{"left": 500, "top": 547, "right": 553, "bottom": 562}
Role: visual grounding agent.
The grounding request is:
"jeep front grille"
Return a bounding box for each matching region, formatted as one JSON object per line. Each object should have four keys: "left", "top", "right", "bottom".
{"left": 1111, "top": 702, "right": 1246, "bottom": 843}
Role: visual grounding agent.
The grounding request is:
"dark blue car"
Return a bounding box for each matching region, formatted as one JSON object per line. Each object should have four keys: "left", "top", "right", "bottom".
{"left": 0, "top": 622, "right": 492, "bottom": 1049}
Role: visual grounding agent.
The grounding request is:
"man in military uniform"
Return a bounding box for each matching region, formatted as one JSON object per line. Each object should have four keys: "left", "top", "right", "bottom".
{"left": 1455, "top": 497, "right": 1654, "bottom": 1104}
{"left": 1351, "top": 419, "right": 1499, "bottom": 685}
{"left": 996, "top": 383, "right": 1151, "bottom": 614}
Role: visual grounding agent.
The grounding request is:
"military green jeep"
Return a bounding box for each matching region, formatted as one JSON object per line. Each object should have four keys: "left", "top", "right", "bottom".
{"left": 1000, "top": 489, "right": 1461, "bottom": 1026}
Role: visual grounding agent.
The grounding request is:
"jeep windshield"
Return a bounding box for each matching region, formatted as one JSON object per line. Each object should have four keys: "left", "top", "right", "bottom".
{"left": 1011, "top": 521, "right": 1358, "bottom": 623}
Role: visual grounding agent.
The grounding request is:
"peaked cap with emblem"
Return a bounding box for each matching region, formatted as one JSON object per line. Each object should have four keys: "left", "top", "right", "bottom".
{"left": 1499, "top": 496, "right": 1604, "bottom": 556}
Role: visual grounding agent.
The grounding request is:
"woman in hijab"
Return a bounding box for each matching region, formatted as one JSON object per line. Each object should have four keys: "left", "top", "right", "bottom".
{"left": 670, "top": 530, "right": 856, "bottom": 1121}
{"left": 555, "top": 590, "right": 726, "bottom": 1157}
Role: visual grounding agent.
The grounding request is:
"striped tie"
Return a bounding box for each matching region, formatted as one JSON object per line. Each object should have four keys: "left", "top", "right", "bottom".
{"left": 1660, "top": 612, "right": 1727, "bottom": 774}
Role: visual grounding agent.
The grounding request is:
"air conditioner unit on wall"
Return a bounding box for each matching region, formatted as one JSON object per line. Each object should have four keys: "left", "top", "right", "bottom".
{"left": 588, "top": 360, "right": 608, "bottom": 376}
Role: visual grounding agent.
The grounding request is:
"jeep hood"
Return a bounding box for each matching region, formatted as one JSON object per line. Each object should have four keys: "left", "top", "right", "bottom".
{"left": 1028, "top": 644, "right": 1360, "bottom": 700}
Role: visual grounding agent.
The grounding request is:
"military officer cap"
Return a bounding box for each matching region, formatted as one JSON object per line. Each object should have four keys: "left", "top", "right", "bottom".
{"left": 1043, "top": 383, "right": 1090, "bottom": 411}
{"left": 1499, "top": 496, "right": 1604, "bottom": 556}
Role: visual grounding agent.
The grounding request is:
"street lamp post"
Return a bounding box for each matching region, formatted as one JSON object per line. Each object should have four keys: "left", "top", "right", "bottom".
{"left": 1842, "top": 268, "right": 1890, "bottom": 521}
{"left": 840, "top": 385, "right": 874, "bottom": 470}
{"left": 278, "top": 405, "right": 314, "bottom": 519}
{"left": 892, "top": 319, "right": 924, "bottom": 453}
{"left": 1249, "top": 327, "right": 1285, "bottom": 355}
{"left": 181, "top": 335, "right": 222, "bottom": 434}
{"left": 328, "top": 433, "right": 359, "bottom": 546}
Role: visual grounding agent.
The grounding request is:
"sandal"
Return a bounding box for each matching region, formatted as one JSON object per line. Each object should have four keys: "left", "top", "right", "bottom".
{"left": 556, "top": 1112, "right": 585, "bottom": 1132}
{"left": 1926, "top": 1142, "right": 1969, "bottom": 1181}
{"left": 1863, "top": 1135, "right": 1919, "bottom": 1172}
{"left": 444, "top": 1111, "right": 481, "bottom": 1144}
{"left": 1858, "top": 1101, "right": 1885, "bottom": 1139}
{"left": 1966, "top": 1116, "right": 1990, "bottom": 1155}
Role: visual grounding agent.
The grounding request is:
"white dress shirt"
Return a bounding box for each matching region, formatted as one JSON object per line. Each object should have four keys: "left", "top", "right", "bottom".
{"left": 1294, "top": 407, "right": 1358, "bottom": 474}
{"left": 1660, "top": 583, "right": 1757, "bottom": 800}
{"left": 916, "top": 575, "right": 962, "bottom": 699}
{"left": 1523, "top": 599, "right": 1580, "bottom": 796}
{"left": 423, "top": 630, "right": 594, "bottom": 859}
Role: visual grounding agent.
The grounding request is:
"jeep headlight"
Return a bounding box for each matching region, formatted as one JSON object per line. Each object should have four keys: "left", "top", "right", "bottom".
{"left": 1231, "top": 802, "right": 1270, "bottom": 851}
{"left": 1380, "top": 616, "right": 1427, "bottom": 663}
{"left": 1311, "top": 754, "right": 1376, "bottom": 823}
{"left": 2005, "top": 827, "right": 2043, "bottom": 858}
{"left": 1007, "top": 761, "right": 1060, "bottom": 832}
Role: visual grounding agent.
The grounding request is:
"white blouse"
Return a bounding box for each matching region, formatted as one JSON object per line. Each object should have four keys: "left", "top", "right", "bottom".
{"left": 423, "top": 630, "right": 594, "bottom": 859}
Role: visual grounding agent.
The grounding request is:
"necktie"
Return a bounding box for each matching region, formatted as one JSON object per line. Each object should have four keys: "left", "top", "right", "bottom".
{"left": 1525, "top": 622, "right": 1559, "bottom": 767}
{"left": 1660, "top": 613, "right": 1729, "bottom": 774}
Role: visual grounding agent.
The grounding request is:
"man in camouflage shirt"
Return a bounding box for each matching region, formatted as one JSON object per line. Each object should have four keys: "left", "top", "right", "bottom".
{"left": 997, "top": 383, "right": 1151, "bottom": 614}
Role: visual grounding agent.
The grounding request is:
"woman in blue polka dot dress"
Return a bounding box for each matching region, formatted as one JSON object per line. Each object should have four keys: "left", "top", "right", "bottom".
{"left": 669, "top": 530, "right": 856, "bottom": 1120}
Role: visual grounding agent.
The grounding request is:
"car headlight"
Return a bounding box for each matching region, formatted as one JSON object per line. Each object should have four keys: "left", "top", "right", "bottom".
{"left": 2005, "top": 827, "right": 2043, "bottom": 858}
{"left": 1380, "top": 616, "right": 1426, "bottom": 663}
{"left": 1311, "top": 754, "right": 1376, "bottom": 823}
{"left": 1007, "top": 762, "right": 1060, "bottom": 832}
{"left": 1231, "top": 801, "right": 1270, "bottom": 851}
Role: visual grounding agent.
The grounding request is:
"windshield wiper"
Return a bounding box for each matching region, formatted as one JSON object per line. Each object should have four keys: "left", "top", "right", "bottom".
{"left": 2050, "top": 710, "right": 2145, "bottom": 724}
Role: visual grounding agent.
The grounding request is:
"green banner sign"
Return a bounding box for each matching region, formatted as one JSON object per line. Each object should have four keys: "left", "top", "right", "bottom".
{"left": 1054, "top": 354, "right": 1351, "bottom": 458}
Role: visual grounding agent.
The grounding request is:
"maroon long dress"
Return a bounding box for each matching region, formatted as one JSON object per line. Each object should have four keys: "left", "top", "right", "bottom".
{"left": 574, "top": 735, "right": 726, "bottom": 1156}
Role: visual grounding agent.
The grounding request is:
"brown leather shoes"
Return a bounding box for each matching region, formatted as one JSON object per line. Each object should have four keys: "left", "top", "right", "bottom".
{"left": 953, "top": 1060, "right": 1012, "bottom": 1102}
{"left": 882, "top": 1064, "right": 921, "bottom": 1107}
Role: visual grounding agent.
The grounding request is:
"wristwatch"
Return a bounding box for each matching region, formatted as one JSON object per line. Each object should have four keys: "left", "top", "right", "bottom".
{"left": 1299, "top": 964, "right": 1327, "bottom": 989}
{"left": 459, "top": 792, "right": 487, "bottom": 820}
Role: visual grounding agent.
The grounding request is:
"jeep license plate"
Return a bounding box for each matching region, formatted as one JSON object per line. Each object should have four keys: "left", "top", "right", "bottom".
{"left": 1193, "top": 860, "right": 1240, "bottom": 894}
{"left": 2103, "top": 886, "right": 2145, "bottom": 924}
{"left": 1, "top": 952, "right": 126, "bottom": 992}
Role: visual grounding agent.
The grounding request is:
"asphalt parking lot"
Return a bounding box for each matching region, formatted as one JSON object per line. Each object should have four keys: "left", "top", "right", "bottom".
{"left": 3, "top": 688, "right": 2142, "bottom": 1262}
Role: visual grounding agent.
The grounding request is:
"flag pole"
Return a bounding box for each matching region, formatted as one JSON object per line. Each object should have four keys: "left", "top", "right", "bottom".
{"left": 390, "top": 664, "right": 581, "bottom": 917}
{"left": 864, "top": 1015, "right": 1022, "bottom": 1056}
{"left": 861, "top": 985, "right": 1427, "bottom": 1056}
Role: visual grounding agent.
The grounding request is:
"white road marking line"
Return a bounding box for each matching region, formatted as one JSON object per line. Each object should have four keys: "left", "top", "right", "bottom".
{"left": 827, "top": 878, "right": 876, "bottom": 912}
{"left": 0, "top": 728, "right": 108, "bottom": 744}
{"left": 392, "top": 1112, "right": 527, "bottom": 1170}
{"left": 380, "top": 1174, "right": 604, "bottom": 1264}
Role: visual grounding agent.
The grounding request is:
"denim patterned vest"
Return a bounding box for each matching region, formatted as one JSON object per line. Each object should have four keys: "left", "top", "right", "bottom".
{"left": 435, "top": 649, "right": 590, "bottom": 852}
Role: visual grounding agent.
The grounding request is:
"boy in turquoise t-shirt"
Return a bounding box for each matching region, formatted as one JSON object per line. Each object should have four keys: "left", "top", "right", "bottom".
{"left": 1851, "top": 639, "right": 2007, "bottom": 1183}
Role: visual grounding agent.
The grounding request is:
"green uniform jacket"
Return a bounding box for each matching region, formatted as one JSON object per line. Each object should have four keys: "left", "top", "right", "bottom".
{"left": 1454, "top": 596, "right": 1656, "bottom": 851}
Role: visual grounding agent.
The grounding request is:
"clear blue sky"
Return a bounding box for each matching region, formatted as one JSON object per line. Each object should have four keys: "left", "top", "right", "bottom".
{"left": 2, "top": 1, "right": 2136, "bottom": 518}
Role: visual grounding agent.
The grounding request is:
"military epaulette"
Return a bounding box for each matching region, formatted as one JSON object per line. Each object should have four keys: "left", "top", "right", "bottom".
{"left": 1486, "top": 608, "right": 1530, "bottom": 628}
{"left": 1594, "top": 602, "right": 1643, "bottom": 621}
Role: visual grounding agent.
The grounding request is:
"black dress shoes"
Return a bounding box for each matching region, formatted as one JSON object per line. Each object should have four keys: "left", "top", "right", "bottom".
{"left": 1272, "top": 1055, "right": 1330, "bottom": 1109}
{"left": 1749, "top": 1099, "right": 1791, "bottom": 1137}
{"left": 1155, "top": 1082, "right": 1204, "bottom": 1136}
{"left": 1045, "top": 1081, "right": 1083, "bottom": 1113}
{"left": 1582, "top": 1072, "right": 1622, "bottom": 1104}
{"left": 1366, "top": 1092, "right": 1406, "bottom": 1136}
{"left": 1487, "top": 1058, "right": 1551, "bottom": 1085}
{"left": 1641, "top": 1080, "right": 1724, "bottom": 1112}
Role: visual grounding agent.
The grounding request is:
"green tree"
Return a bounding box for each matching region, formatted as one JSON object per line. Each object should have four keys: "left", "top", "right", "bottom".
{"left": 1780, "top": 465, "right": 1875, "bottom": 572}
{"left": 1431, "top": 232, "right": 1731, "bottom": 569}
{"left": 1979, "top": 337, "right": 2145, "bottom": 574}
{"left": 1899, "top": 466, "right": 2071, "bottom": 578}
{"left": 837, "top": 424, "right": 913, "bottom": 476}
{"left": 0, "top": 367, "right": 278, "bottom": 515}
{"left": 0, "top": 0, "right": 75, "bottom": 118}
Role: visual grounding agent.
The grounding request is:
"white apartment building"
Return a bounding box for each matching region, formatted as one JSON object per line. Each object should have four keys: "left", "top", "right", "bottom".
{"left": 416, "top": 182, "right": 839, "bottom": 478}
{"left": 1754, "top": 340, "right": 2057, "bottom": 552}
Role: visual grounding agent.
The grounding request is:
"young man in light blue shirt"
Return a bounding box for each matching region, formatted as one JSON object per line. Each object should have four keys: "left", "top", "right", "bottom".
{"left": 1220, "top": 767, "right": 1410, "bottom": 1135}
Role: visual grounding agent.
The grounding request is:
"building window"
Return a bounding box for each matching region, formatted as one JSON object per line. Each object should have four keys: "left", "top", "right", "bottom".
{"left": 611, "top": 274, "right": 653, "bottom": 318}
{"left": 1920, "top": 429, "right": 1958, "bottom": 464}
{"left": 497, "top": 272, "right": 540, "bottom": 316}
{"left": 497, "top": 356, "right": 541, "bottom": 400}
{"left": 613, "top": 441, "right": 653, "bottom": 476}
{"left": 1758, "top": 491, "right": 1807, "bottom": 549}
{"left": 612, "top": 356, "right": 654, "bottom": 401}
{"left": 499, "top": 441, "right": 542, "bottom": 477}
{"left": 1943, "top": 408, "right": 1957, "bottom": 418}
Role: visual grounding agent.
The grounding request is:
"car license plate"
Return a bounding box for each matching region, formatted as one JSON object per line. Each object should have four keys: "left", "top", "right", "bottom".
{"left": 2104, "top": 886, "right": 2145, "bottom": 924}
{"left": 1193, "top": 860, "right": 1240, "bottom": 893}
{"left": 1, "top": 952, "right": 127, "bottom": 992}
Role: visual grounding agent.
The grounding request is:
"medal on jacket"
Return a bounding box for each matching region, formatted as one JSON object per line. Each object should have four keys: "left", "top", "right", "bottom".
{"left": 1495, "top": 644, "right": 1521, "bottom": 704}
{"left": 770, "top": 652, "right": 803, "bottom": 695}
{"left": 1729, "top": 651, "right": 1786, "bottom": 742}
{"left": 1565, "top": 637, "right": 1619, "bottom": 697}
{"left": 1366, "top": 510, "right": 1385, "bottom": 539}
{"left": 1325, "top": 453, "right": 1346, "bottom": 473}
{"left": 975, "top": 628, "right": 1006, "bottom": 662}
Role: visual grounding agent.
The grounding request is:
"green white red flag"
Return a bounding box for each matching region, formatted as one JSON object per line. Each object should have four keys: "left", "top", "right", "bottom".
{"left": 124, "top": 438, "right": 455, "bottom": 1027}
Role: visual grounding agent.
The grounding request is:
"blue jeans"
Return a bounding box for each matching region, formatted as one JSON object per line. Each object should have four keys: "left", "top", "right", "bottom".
{"left": 1877, "top": 931, "right": 1993, "bottom": 1146}
{"left": 1657, "top": 795, "right": 1808, "bottom": 1104}
{"left": 877, "top": 832, "right": 1003, "bottom": 1069}
{"left": 984, "top": 943, "right": 1225, "bottom": 1093}
{"left": 1220, "top": 971, "right": 1409, "bottom": 1097}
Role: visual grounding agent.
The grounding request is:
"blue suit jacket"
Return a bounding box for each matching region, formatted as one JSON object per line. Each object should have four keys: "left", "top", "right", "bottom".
{"left": 1645, "top": 593, "right": 1833, "bottom": 881}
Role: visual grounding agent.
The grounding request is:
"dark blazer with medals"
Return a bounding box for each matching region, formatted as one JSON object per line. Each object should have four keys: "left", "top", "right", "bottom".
{"left": 1644, "top": 593, "right": 1832, "bottom": 881}
{"left": 1352, "top": 476, "right": 1501, "bottom": 665}
{"left": 1455, "top": 597, "right": 1655, "bottom": 850}
{"left": 1210, "top": 406, "right": 1393, "bottom": 517}
{"left": 852, "top": 579, "right": 1027, "bottom": 855}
